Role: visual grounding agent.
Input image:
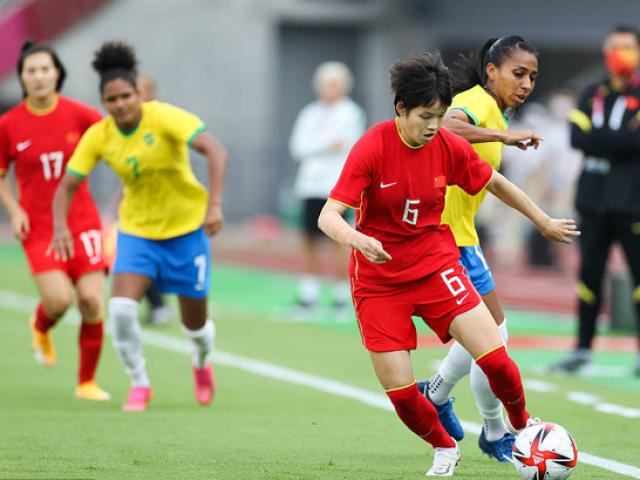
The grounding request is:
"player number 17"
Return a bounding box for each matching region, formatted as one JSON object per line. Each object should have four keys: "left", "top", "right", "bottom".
{"left": 40, "top": 151, "right": 64, "bottom": 181}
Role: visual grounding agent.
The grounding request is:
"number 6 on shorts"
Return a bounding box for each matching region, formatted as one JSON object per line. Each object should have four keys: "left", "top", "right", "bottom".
{"left": 440, "top": 267, "right": 467, "bottom": 297}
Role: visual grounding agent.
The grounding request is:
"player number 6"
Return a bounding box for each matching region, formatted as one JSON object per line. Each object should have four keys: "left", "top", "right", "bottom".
{"left": 402, "top": 199, "right": 420, "bottom": 225}
{"left": 440, "top": 267, "right": 466, "bottom": 297}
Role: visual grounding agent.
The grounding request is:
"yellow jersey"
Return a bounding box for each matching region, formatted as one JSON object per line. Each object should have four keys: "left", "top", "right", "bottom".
{"left": 67, "top": 101, "right": 208, "bottom": 240}
{"left": 441, "top": 85, "right": 508, "bottom": 246}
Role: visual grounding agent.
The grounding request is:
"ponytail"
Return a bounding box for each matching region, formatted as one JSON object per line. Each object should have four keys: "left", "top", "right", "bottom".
{"left": 451, "top": 36, "right": 538, "bottom": 95}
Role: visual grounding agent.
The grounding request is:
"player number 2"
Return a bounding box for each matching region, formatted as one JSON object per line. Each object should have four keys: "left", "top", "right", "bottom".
{"left": 402, "top": 199, "right": 420, "bottom": 225}
{"left": 440, "top": 268, "right": 467, "bottom": 297}
{"left": 194, "top": 254, "right": 206, "bottom": 291}
{"left": 40, "top": 151, "right": 64, "bottom": 180}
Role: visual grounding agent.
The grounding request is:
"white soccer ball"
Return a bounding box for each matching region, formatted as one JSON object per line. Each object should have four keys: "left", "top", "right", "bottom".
{"left": 512, "top": 422, "right": 578, "bottom": 480}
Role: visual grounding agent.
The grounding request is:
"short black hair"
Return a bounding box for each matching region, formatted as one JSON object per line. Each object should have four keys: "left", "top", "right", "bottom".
{"left": 609, "top": 25, "right": 640, "bottom": 45}
{"left": 16, "top": 40, "right": 67, "bottom": 98}
{"left": 390, "top": 51, "right": 452, "bottom": 113}
{"left": 92, "top": 41, "right": 138, "bottom": 93}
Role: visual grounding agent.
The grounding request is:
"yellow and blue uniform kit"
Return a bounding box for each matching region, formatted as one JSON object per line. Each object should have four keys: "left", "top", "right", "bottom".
{"left": 67, "top": 100, "right": 212, "bottom": 298}
{"left": 442, "top": 85, "right": 509, "bottom": 295}
{"left": 113, "top": 228, "right": 211, "bottom": 299}
{"left": 68, "top": 100, "right": 208, "bottom": 240}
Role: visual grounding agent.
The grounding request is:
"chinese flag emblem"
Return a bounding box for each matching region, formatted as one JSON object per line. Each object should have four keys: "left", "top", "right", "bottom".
{"left": 434, "top": 175, "right": 446, "bottom": 188}
{"left": 66, "top": 131, "right": 80, "bottom": 144}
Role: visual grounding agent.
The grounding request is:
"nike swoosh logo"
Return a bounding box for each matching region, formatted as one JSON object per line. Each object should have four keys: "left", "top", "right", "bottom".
{"left": 455, "top": 293, "right": 470, "bottom": 305}
{"left": 380, "top": 181, "right": 397, "bottom": 189}
{"left": 16, "top": 140, "right": 32, "bottom": 152}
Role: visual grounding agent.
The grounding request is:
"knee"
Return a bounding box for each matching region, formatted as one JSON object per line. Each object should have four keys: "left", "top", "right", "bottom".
{"left": 78, "top": 291, "right": 104, "bottom": 320}
{"left": 42, "top": 294, "right": 72, "bottom": 319}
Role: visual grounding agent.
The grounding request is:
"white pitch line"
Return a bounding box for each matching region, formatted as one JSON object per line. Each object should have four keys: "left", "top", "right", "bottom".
{"left": 1, "top": 289, "right": 639, "bottom": 479}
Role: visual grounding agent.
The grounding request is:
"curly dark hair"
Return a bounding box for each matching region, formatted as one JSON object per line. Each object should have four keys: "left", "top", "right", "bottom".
{"left": 92, "top": 41, "right": 138, "bottom": 92}
{"left": 390, "top": 51, "right": 452, "bottom": 113}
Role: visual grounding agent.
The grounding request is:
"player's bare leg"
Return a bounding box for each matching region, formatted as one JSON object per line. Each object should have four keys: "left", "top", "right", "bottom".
{"left": 449, "top": 303, "right": 530, "bottom": 432}
{"left": 428, "top": 290, "right": 505, "bottom": 402}
{"left": 31, "top": 271, "right": 74, "bottom": 367}
{"left": 179, "top": 295, "right": 215, "bottom": 405}
{"left": 74, "top": 271, "right": 110, "bottom": 401}
{"left": 111, "top": 273, "right": 152, "bottom": 411}
{"left": 424, "top": 288, "right": 513, "bottom": 459}
{"left": 369, "top": 351, "right": 459, "bottom": 476}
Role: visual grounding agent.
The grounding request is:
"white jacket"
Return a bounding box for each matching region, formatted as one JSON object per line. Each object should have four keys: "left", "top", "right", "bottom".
{"left": 289, "top": 97, "right": 365, "bottom": 199}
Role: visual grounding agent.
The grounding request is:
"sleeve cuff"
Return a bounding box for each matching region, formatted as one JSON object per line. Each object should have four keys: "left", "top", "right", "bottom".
{"left": 67, "top": 167, "right": 87, "bottom": 179}
{"left": 449, "top": 106, "right": 479, "bottom": 126}
{"left": 328, "top": 196, "right": 360, "bottom": 210}
{"left": 187, "top": 124, "right": 208, "bottom": 146}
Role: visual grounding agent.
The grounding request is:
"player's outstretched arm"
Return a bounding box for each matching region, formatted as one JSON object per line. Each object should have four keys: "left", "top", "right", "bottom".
{"left": 0, "top": 174, "right": 29, "bottom": 240}
{"left": 48, "top": 172, "right": 82, "bottom": 261}
{"left": 443, "top": 109, "right": 542, "bottom": 150}
{"left": 318, "top": 200, "right": 391, "bottom": 264}
{"left": 485, "top": 170, "right": 580, "bottom": 244}
{"left": 190, "top": 131, "right": 228, "bottom": 237}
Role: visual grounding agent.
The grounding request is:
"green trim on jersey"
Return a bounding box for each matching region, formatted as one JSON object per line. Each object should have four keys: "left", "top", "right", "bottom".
{"left": 67, "top": 167, "right": 87, "bottom": 179}
{"left": 450, "top": 106, "right": 479, "bottom": 126}
{"left": 117, "top": 123, "right": 140, "bottom": 137}
{"left": 187, "top": 124, "right": 208, "bottom": 146}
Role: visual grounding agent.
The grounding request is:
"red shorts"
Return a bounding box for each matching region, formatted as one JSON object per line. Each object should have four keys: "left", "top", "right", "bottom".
{"left": 352, "top": 262, "right": 481, "bottom": 352}
{"left": 22, "top": 228, "right": 107, "bottom": 283}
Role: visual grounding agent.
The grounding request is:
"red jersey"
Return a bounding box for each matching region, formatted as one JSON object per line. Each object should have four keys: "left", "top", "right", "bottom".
{"left": 329, "top": 119, "right": 492, "bottom": 291}
{"left": 0, "top": 96, "right": 102, "bottom": 239}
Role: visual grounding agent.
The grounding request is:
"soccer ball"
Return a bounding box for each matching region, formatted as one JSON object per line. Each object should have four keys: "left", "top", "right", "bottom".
{"left": 512, "top": 422, "right": 578, "bottom": 480}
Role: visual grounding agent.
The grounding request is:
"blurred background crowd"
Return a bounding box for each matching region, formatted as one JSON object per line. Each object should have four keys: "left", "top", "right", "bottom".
{"left": 1, "top": 0, "right": 640, "bottom": 335}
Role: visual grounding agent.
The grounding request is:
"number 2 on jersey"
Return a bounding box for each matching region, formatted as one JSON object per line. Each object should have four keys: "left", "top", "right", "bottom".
{"left": 40, "top": 151, "right": 64, "bottom": 181}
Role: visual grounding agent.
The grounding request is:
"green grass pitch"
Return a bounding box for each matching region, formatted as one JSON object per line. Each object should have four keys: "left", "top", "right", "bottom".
{"left": 0, "top": 244, "right": 638, "bottom": 479}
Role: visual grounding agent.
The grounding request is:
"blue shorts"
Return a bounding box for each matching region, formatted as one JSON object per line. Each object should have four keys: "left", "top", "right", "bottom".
{"left": 113, "top": 227, "right": 211, "bottom": 299}
{"left": 458, "top": 245, "right": 495, "bottom": 296}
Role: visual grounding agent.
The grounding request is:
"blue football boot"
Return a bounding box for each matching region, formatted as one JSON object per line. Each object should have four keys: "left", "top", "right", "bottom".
{"left": 478, "top": 428, "right": 515, "bottom": 462}
{"left": 417, "top": 380, "right": 464, "bottom": 441}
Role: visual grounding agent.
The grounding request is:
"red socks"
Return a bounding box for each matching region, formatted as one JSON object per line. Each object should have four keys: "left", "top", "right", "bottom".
{"left": 386, "top": 383, "right": 455, "bottom": 448}
{"left": 78, "top": 322, "right": 104, "bottom": 384}
{"left": 34, "top": 303, "right": 57, "bottom": 333}
{"left": 476, "top": 345, "right": 529, "bottom": 430}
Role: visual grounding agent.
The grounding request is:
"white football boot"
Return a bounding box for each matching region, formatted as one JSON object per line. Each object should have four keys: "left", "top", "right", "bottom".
{"left": 426, "top": 439, "right": 460, "bottom": 477}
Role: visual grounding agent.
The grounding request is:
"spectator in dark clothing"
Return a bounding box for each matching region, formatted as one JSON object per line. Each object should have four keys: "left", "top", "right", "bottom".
{"left": 552, "top": 26, "right": 640, "bottom": 376}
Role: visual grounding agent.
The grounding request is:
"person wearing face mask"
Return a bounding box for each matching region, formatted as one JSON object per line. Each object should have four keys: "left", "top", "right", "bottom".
{"left": 0, "top": 41, "right": 110, "bottom": 401}
{"left": 50, "top": 42, "right": 228, "bottom": 412}
{"left": 319, "top": 51, "right": 579, "bottom": 477}
{"left": 552, "top": 26, "right": 640, "bottom": 377}
{"left": 289, "top": 62, "right": 366, "bottom": 316}
{"left": 413, "top": 36, "right": 543, "bottom": 462}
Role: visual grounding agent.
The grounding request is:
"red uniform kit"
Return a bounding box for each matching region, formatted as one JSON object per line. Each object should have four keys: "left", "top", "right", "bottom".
{"left": 0, "top": 96, "right": 105, "bottom": 280}
{"left": 330, "top": 120, "right": 493, "bottom": 352}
